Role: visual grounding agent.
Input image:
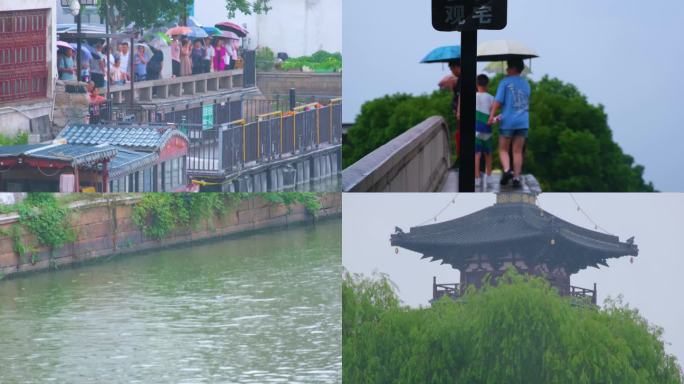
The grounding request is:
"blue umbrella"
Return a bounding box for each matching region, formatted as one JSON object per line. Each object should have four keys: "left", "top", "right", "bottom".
{"left": 186, "top": 26, "right": 209, "bottom": 39}
{"left": 420, "top": 45, "right": 461, "bottom": 63}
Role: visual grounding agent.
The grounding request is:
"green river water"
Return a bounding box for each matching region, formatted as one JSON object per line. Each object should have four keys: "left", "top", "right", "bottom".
{"left": 0, "top": 219, "right": 341, "bottom": 383}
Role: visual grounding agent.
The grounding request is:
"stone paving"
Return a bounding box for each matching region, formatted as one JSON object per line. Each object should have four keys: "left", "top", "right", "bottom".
{"left": 440, "top": 169, "right": 542, "bottom": 193}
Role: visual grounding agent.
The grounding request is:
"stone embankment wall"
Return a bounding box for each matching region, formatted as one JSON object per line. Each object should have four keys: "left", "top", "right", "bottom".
{"left": 257, "top": 72, "right": 341, "bottom": 99}
{"left": 0, "top": 193, "right": 341, "bottom": 279}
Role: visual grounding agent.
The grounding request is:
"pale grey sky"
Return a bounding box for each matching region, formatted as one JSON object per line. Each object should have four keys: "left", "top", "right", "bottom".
{"left": 342, "top": 193, "right": 684, "bottom": 364}
{"left": 342, "top": 0, "right": 684, "bottom": 191}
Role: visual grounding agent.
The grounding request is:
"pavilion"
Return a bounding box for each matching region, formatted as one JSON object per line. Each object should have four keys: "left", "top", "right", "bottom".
{"left": 391, "top": 192, "right": 639, "bottom": 304}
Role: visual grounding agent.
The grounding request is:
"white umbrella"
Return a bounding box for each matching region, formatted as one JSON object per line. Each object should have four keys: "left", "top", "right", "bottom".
{"left": 477, "top": 40, "right": 539, "bottom": 62}
{"left": 134, "top": 43, "right": 153, "bottom": 61}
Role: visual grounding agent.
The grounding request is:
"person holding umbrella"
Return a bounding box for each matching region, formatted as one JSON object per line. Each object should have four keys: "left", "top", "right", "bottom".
{"left": 488, "top": 59, "right": 531, "bottom": 189}
{"left": 180, "top": 39, "right": 192, "bottom": 76}
{"left": 133, "top": 44, "right": 148, "bottom": 81}
{"left": 57, "top": 46, "right": 76, "bottom": 81}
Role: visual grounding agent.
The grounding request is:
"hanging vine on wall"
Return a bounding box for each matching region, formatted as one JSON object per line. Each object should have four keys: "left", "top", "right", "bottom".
{"left": 0, "top": 193, "right": 77, "bottom": 266}
{"left": 131, "top": 193, "right": 250, "bottom": 241}
{"left": 131, "top": 193, "right": 323, "bottom": 241}
{"left": 261, "top": 193, "right": 323, "bottom": 216}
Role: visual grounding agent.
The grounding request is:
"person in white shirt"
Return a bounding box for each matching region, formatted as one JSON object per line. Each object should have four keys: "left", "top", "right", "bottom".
{"left": 475, "top": 74, "right": 495, "bottom": 186}
{"left": 204, "top": 37, "right": 215, "bottom": 72}
{"left": 118, "top": 42, "right": 131, "bottom": 76}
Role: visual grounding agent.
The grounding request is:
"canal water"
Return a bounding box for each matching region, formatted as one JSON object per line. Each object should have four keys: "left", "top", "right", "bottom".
{"left": 0, "top": 219, "right": 341, "bottom": 383}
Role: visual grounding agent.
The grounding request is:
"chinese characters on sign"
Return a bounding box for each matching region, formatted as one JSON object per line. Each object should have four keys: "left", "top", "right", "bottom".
{"left": 432, "top": 0, "right": 507, "bottom": 31}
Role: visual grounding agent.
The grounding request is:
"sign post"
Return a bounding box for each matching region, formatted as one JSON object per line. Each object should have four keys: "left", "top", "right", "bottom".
{"left": 432, "top": 0, "right": 507, "bottom": 192}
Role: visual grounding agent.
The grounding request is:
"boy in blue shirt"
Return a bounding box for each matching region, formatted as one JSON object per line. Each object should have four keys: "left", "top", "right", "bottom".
{"left": 488, "top": 59, "right": 531, "bottom": 189}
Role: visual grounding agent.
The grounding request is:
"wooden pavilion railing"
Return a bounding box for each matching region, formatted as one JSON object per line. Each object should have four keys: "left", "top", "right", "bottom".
{"left": 432, "top": 276, "right": 460, "bottom": 302}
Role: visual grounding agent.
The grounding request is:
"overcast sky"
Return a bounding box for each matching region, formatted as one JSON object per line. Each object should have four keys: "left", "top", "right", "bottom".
{"left": 342, "top": 0, "right": 684, "bottom": 191}
{"left": 343, "top": 193, "right": 684, "bottom": 364}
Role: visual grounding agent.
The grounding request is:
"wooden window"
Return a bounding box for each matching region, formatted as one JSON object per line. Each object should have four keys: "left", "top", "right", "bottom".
{"left": 0, "top": 10, "right": 49, "bottom": 103}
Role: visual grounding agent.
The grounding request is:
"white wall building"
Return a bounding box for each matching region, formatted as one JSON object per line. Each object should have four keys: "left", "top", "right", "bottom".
{"left": 0, "top": 0, "right": 57, "bottom": 140}
{"left": 194, "top": 0, "right": 341, "bottom": 57}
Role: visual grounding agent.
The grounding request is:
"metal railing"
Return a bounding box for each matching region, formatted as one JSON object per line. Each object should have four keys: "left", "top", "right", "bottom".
{"left": 186, "top": 99, "right": 342, "bottom": 175}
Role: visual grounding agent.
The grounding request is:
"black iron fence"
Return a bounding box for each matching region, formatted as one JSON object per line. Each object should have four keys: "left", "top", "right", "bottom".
{"left": 186, "top": 99, "right": 342, "bottom": 174}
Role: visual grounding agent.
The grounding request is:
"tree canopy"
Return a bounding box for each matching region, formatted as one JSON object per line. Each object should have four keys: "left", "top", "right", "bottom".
{"left": 343, "top": 75, "right": 654, "bottom": 191}
{"left": 98, "top": 0, "right": 271, "bottom": 30}
{"left": 343, "top": 271, "right": 683, "bottom": 383}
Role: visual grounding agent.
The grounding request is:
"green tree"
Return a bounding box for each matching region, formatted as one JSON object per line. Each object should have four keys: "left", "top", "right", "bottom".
{"left": 344, "top": 75, "right": 654, "bottom": 191}
{"left": 343, "top": 271, "right": 683, "bottom": 383}
{"left": 98, "top": 0, "right": 271, "bottom": 30}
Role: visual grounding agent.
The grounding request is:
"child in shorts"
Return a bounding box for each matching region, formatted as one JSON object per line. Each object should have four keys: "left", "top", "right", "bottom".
{"left": 475, "top": 74, "right": 494, "bottom": 186}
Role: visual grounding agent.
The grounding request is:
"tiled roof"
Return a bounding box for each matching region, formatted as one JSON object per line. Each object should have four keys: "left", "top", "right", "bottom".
{"left": 0, "top": 143, "right": 118, "bottom": 166}
{"left": 58, "top": 124, "right": 188, "bottom": 151}
{"left": 391, "top": 200, "right": 638, "bottom": 273}
{"left": 107, "top": 148, "right": 158, "bottom": 179}
{"left": 0, "top": 144, "right": 46, "bottom": 156}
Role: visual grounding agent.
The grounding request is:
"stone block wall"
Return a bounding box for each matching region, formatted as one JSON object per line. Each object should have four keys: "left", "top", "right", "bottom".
{"left": 0, "top": 193, "right": 341, "bottom": 279}
{"left": 257, "top": 72, "right": 341, "bottom": 99}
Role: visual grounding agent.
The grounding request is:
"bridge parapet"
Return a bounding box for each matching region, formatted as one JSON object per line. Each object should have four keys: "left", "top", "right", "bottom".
{"left": 342, "top": 116, "right": 451, "bottom": 192}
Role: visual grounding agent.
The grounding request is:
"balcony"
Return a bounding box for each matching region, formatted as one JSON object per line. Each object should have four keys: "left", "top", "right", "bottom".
{"left": 432, "top": 277, "right": 598, "bottom": 306}
{"left": 432, "top": 276, "right": 460, "bottom": 302}
{"left": 569, "top": 284, "right": 597, "bottom": 306}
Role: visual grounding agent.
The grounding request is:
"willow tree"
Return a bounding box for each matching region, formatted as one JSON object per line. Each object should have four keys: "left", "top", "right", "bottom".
{"left": 343, "top": 271, "right": 683, "bottom": 383}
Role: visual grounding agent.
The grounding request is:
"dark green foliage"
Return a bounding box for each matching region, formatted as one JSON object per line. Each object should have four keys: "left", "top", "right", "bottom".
{"left": 280, "top": 50, "right": 342, "bottom": 72}
{"left": 261, "top": 192, "right": 322, "bottom": 216}
{"left": 344, "top": 75, "right": 653, "bottom": 191}
{"left": 131, "top": 193, "right": 320, "bottom": 241}
{"left": 17, "top": 194, "right": 76, "bottom": 253}
{"left": 131, "top": 193, "right": 246, "bottom": 240}
{"left": 343, "top": 91, "right": 455, "bottom": 168}
{"left": 256, "top": 47, "right": 276, "bottom": 71}
{"left": 343, "top": 271, "right": 683, "bottom": 383}
{"left": 0, "top": 132, "right": 28, "bottom": 146}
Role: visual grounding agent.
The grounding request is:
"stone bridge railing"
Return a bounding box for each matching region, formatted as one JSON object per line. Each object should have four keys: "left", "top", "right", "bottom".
{"left": 342, "top": 116, "right": 451, "bottom": 192}
{"left": 108, "top": 69, "right": 244, "bottom": 104}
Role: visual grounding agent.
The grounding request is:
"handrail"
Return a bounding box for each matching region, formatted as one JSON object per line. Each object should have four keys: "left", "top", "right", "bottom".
{"left": 186, "top": 99, "right": 342, "bottom": 174}
{"left": 293, "top": 102, "right": 321, "bottom": 112}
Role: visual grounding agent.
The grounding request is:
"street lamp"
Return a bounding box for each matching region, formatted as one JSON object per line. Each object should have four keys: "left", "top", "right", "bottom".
{"left": 60, "top": 0, "right": 97, "bottom": 82}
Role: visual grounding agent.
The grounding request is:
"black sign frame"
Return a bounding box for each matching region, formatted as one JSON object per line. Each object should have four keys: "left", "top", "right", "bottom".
{"left": 432, "top": 0, "right": 507, "bottom": 32}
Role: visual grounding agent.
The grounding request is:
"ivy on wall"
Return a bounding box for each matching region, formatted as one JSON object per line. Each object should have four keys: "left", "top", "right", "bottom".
{"left": 132, "top": 193, "right": 324, "bottom": 241}
{"left": 0, "top": 193, "right": 76, "bottom": 266}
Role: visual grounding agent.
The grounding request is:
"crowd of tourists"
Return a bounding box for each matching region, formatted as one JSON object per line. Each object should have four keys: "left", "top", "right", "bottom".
{"left": 170, "top": 36, "right": 239, "bottom": 77}
{"left": 57, "top": 36, "right": 241, "bottom": 87}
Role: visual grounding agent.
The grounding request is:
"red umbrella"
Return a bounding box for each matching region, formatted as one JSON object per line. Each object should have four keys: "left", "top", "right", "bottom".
{"left": 215, "top": 22, "right": 247, "bottom": 38}
{"left": 167, "top": 26, "right": 192, "bottom": 36}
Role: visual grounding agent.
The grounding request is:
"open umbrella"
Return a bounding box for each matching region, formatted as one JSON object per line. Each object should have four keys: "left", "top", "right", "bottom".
{"left": 202, "top": 26, "right": 223, "bottom": 37}
{"left": 215, "top": 21, "right": 247, "bottom": 37}
{"left": 167, "top": 26, "right": 192, "bottom": 36}
{"left": 186, "top": 26, "right": 209, "bottom": 39}
{"left": 420, "top": 45, "right": 461, "bottom": 63}
{"left": 216, "top": 30, "right": 239, "bottom": 40}
{"left": 57, "top": 40, "right": 73, "bottom": 51}
{"left": 476, "top": 40, "right": 538, "bottom": 62}
{"left": 69, "top": 43, "right": 93, "bottom": 61}
{"left": 134, "top": 43, "right": 153, "bottom": 61}
{"left": 148, "top": 37, "right": 168, "bottom": 50}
